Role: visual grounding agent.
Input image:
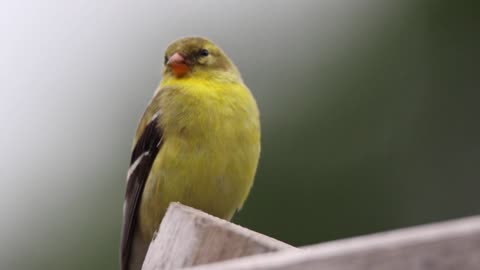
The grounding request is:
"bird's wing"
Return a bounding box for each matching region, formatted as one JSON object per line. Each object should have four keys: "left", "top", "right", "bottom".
{"left": 121, "top": 113, "right": 163, "bottom": 270}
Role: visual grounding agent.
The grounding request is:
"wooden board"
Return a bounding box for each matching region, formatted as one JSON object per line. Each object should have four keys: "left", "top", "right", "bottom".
{"left": 142, "top": 203, "right": 295, "bottom": 270}
{"left": 184, "top": 215, "right": 480, "bottom": 270}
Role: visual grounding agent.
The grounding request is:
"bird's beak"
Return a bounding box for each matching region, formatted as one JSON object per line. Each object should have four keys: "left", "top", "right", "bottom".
{"left": 167, "top": 52, "right": 189, "bottom": 77}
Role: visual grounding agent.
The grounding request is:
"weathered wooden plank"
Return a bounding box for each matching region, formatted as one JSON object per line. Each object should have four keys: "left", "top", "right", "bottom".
{"left": 184, "top": 215, "right": 480, "bottom": 270}
{"left": 142, "top": 203, "right": 294, "bottom": 270}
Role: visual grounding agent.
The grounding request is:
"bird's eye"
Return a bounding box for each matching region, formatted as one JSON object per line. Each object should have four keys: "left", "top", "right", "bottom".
{"left": 164, "top": 55, "right": 168, "bottom": 65}
{"left": 198, "top": 49, "right": 209, "bottom": 57}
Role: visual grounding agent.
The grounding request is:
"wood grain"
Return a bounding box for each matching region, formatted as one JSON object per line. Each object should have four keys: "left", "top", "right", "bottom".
{"left": 141, "top": 203, "right": 294, "bottom": 270}
{"left": 184, "top": 215, "right": 480, "bottom": 270}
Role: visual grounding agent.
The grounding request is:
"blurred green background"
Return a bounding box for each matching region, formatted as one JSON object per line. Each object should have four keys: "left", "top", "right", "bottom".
{"left": 1, "top": 0, "right": 479, "bottom": 269}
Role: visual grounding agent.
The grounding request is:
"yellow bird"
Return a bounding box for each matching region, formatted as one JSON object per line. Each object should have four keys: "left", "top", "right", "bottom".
{"left": 121, "top": 37, "right": 261, "bottom": 270}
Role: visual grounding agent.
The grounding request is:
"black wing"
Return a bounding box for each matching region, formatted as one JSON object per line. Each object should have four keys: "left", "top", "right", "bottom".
{"left": 121, "top": 115, "right": 163, "bottom": 270}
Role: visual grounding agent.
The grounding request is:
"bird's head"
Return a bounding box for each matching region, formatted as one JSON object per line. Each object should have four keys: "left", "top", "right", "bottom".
{"left": 162, "top": 37, "right": 241, "bottom": 81}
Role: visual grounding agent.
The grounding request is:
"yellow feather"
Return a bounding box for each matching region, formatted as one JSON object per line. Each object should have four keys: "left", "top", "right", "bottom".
{"left": 124, "top": 37, "right": 260, "bottom": 270}
{"left": 138, "top": 61, "right": 260, "bottom": 242}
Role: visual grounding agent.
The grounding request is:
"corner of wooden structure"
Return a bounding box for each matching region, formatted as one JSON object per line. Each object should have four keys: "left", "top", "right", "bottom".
{"left": 141, "top": 202, "right": 295, "bottom": 270}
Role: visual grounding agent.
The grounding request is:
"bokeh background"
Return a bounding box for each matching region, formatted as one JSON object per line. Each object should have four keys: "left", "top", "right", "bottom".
{"left": 1, "top": 0, "right": 479, "bottom": 269}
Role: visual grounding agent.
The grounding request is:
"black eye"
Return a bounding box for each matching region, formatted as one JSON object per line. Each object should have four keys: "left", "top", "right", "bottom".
{"left": 164, "top": 55, "right": 168, "bottom": 65}
{"left": 198, "top": 49, "right": 209, "bottom": 57}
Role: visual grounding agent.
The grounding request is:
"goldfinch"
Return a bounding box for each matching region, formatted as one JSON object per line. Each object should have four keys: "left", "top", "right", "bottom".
{"left": 121, "top": 37, "right": 261, "bottom": 270}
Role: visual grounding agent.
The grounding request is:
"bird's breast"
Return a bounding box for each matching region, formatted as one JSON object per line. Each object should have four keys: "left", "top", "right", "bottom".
{"left": 138, "top": 82, "right": 260, "bottom": 241}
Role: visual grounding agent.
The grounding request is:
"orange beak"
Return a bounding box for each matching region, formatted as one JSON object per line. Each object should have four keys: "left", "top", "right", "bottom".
{"left": 167, "top": 52, "right": 189, "bottom": 77}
